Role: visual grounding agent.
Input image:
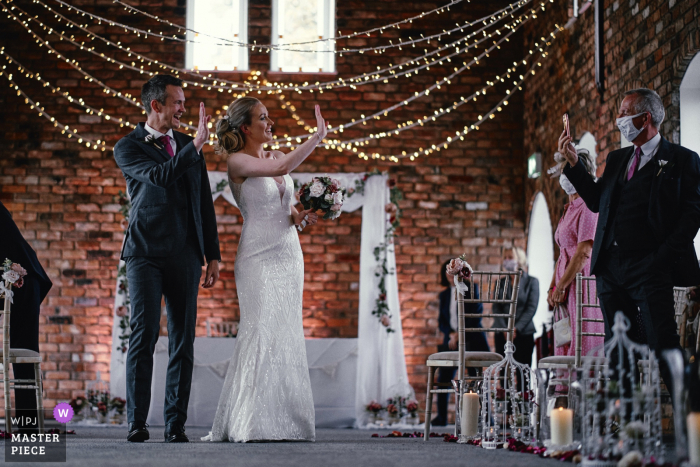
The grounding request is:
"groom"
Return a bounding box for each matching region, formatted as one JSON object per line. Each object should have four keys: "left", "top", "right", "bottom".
{"left": 114, "top": 74, "right": 221, "bottom": 443}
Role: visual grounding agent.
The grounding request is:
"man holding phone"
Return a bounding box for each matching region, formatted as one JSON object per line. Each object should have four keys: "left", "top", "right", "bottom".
{"left": 558, "top": 88, "right": 700, "bottom": 396}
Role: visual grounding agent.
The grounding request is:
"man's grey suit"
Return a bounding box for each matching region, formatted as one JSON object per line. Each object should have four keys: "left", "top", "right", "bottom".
{"left": 114, "top": 123, "right": 221, "bottom": 428}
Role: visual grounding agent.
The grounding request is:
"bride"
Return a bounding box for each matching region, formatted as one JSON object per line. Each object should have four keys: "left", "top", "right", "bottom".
{"left": 203, "top": 98, "right": 326, "bottom": 442}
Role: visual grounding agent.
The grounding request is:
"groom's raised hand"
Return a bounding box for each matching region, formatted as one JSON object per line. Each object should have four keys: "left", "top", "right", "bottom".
{"left": 194, "top": 102, "right": 212, "bottom": 153}
{"left": 202, "top": 259, "right": 219, "bottom": 289}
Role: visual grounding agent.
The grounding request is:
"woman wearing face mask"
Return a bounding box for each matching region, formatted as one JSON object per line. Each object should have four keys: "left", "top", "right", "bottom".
{"left": 492, "top": 247, "right": 539, "bottom": 365}
{"left": 547, "top": 148, "right": 604, "bottom": 362}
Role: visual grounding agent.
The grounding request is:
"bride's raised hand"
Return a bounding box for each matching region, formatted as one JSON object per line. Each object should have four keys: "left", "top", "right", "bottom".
{"left": 314, "top": 105, "right": 327, "bottom": 141}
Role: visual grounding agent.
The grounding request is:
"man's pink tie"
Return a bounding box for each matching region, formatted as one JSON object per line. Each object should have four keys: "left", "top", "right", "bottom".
{"left": 627, "top": 146, "right": 642, "bottom": 180}
{"left": 158, "top": 135, "right": 174, "bottom": 157}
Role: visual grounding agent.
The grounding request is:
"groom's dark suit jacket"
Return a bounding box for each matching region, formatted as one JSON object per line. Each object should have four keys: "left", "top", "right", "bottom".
{"left": 563, "top": 136, "right": 700, "bottom": 286}
{"left": 114, "top": 123, "right": 220, "bottom": 263}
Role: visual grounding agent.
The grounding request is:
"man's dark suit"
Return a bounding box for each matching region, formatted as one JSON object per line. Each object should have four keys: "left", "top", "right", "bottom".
{"left": 0, "top": 201, "right": 52, "bottom": 422}
{"left": 114, "top": 123, "right": 221, "bottom": 428}
{"left": 563, "top": 136, "right": 700, "bottom": 392}
{"left": 434, "top": 284, "right": 488, "bottom": 424}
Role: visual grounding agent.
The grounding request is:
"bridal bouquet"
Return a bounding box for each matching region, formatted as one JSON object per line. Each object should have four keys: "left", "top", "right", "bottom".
{"left": 297, "top": 176, "right": 346, "bottom": 220}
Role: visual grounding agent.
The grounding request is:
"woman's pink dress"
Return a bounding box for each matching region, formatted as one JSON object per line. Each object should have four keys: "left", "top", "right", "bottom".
{"left": 554, "top": 197, "right": 605, "bottom": 358}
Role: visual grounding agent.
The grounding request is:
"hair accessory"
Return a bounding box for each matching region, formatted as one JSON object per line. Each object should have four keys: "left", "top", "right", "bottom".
{"left": 222, "top": 115, "right": 230, "bottom": 121}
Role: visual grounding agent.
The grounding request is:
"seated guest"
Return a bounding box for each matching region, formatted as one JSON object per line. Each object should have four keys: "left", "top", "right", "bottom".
{"left": 492, "top": 247, "right": 539, "bottom": 366}
{"left": 0, "top": 201, "right": 52, "bottom": 429}
{"left": 432, "top": 260, "right": 489, "bottom": 426}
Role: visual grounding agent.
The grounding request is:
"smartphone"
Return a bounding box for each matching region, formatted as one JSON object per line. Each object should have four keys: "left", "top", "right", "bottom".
{"left": 563, "top": 113, "right": 570, "bottom": 138}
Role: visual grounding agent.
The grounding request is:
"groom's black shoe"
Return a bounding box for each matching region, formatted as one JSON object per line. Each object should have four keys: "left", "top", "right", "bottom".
{"left": 127, "top": 422, "right": 150, "bottom": 442}
{"left": 164, "top": 423, "right": 189, "bottom": 443}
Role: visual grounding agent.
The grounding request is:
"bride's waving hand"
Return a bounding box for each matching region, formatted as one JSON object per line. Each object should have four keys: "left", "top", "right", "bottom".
{"left": 220, "top": 101, "right": 326, "bottom": 182}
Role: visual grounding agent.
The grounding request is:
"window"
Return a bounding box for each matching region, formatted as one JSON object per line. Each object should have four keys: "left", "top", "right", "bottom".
{"left": 271, "top": 0, "right": 335, "bottom": 73}
{"left": 185, "top": 0, "right": 248, "bottom": 71}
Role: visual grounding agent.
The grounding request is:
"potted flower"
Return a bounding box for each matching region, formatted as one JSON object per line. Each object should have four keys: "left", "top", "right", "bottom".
{"left": 96, "top": 401, "right": 109, "bottom": 423}
{"left": 386, "top": 403, "right": 400, "bottom": 424}
{"left": 404, "top": 400, "right": 420, "bottom": 425}
{"left": 365, "top": 401, "right": 383, "bottom": 424}
{"left": 110, "top": 397, "right": 126, "bottom": 424}
{"left": 69, "top": 396, "right": 87, "bottom": 422}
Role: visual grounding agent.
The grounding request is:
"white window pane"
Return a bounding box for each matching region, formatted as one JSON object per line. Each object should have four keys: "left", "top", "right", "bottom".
{"left": 186, "top": 0, "right": 248, "bottom": 71}
{"left": 272, "top": 0, "right": 335, "bottom": 73}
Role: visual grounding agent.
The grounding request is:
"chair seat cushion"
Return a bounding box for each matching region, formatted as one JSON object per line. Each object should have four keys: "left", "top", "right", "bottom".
{"left": 538, "top": 356, "right": 576, "bottom": 365}
{"left": 538, "top": 355, "right": 606, "bottom": 367}
{"left": 428, "top": 351, "right": 503, "bottom": 362}
{"left": 0, "top": 348, "right": 42, "bottom": 363}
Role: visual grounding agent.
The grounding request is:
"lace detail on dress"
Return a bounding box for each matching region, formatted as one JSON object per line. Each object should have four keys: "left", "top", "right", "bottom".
{"left": 202, "top": 175, "right": 315, "bottom": 443}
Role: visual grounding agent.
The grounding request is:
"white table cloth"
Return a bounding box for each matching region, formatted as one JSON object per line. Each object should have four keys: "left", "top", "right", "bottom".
{"left": 146, "top": 337, "right": 357, "bottom": 427}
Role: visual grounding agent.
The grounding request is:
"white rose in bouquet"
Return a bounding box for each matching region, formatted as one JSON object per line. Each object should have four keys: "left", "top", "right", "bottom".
{"left": 309, "top": 180, "right": 325, "bottom": 197}
{"left": 2, "top": 270, "right": 20, "bottom": 284}
{"left": 331, "top": 178, "right": 341, "bottom": 189}
{"left": 324, "top": 193, "right": 333, "bottom": 203}
{"left": 332, "top": 191, "right": 343, "bottom": 205}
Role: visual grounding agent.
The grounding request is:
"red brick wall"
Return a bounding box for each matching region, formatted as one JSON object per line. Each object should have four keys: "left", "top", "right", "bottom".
{"left": 523, "top": 0, "right": 700, "bottom": 235}
{"left": 0, "top": 0, "right": 528, "bottom": 416}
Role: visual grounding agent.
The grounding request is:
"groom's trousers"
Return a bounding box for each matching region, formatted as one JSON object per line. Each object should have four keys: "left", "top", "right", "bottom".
{"left": 124, "top": 235, "right": 202, "bottom": 427}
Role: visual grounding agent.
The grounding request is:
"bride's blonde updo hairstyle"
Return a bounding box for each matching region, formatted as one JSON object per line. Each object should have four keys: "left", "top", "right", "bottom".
{"left": 215, "top": 97, "right": 261, "bottom": 155}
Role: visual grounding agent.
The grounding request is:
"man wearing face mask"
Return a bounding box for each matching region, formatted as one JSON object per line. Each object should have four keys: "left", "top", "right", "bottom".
{"left": 559, "top": 88, "right": 700, "bottom": 397}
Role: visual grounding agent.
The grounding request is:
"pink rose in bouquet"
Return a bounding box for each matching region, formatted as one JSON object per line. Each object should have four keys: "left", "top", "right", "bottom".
{"left": 446, "top": 254, "right": 473, "bottom": 282}
{"left": 297, "top": 176, "right": 347, "bottom": 220}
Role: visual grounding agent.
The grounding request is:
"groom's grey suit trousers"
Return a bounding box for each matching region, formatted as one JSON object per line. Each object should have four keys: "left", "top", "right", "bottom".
{"left": 125, "top": 232, "right": 202, "bottom": 427}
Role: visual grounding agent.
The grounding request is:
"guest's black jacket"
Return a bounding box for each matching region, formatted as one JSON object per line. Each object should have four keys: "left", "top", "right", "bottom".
{"left": 437, "top": 284, "right": 489, "bottom": 351}
{"left": 0, "top": 202, "right": 52, "bottom": 301}
{"left": 563, "top": 137, "right": 700, "bottom": 286}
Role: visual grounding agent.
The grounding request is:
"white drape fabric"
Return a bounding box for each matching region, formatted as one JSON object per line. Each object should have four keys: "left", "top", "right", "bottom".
{"left": 109, "top": 171, "right": 410, "bottom": 426}
{"left": 355, "top": 174, "right": 411, "bottom": 426}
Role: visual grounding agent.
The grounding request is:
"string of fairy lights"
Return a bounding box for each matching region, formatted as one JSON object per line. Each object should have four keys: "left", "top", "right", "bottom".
{"left": 266, "top": 6, "right": 540, "bottom": 146}
{"left": 269, "top": 28, "right": 560, "bottom": 161}
{"left": 48, "top": 0, "right": 524, "bottom": 56}
{"left": 109, "top": 0, "right": 466, "bottom": 50}
{"left": 0, "top": 0, "right": 540, "bottom": 140}
{"left": 21, "top": 0, "right": 533, "bottom": 93}
{"left": 1, "top": 0, "right": 559, "bottom": 162}
{"left": 0, "top": 68, "right": 109, "bottom": 151}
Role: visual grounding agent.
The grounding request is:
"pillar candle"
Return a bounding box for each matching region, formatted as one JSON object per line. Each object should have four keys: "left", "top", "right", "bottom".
{"left": 461, "top": 392, "right": 480, "bottom": 438}
{"left": 550, "top": 407, "right": 573, "bottom": 446}
{"left": 688, "top": 412, "right": 700, "bottom": 465}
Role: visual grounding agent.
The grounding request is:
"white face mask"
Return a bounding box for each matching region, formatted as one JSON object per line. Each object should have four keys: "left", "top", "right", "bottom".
{"left": 616, "top": 112, "right": 646, "bottom": 143}
{"left": 559, "top": 174, "right": 577, "bottom": 195}
{"left": 502, "top": 259, "right": 518, "bottom": 271}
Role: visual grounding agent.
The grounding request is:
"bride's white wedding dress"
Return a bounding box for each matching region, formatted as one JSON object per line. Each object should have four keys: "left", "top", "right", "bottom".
{"left": 203, "top": 175, "right": 315, "bottom": 442}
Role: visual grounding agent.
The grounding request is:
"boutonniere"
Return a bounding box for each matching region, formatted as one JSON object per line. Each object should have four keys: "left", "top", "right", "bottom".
{"left": 142, "top": 134, "right": 164, "bottom": 150}
{"left": 656, "top": 159, "right": 672, "bottom": 176}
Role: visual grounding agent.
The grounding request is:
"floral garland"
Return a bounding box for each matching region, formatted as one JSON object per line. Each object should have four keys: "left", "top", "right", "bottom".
{"left": 347, "top": 169, "right": 403, "bottom": 333}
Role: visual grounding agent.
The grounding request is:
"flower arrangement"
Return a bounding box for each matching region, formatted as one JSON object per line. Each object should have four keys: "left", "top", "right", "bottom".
{"left": 110, "top": 397, "right": 126, "bottom": 415}
{"left": 386, "top": 403, "right": 400, "bottom": 417}
{"left": 406, "top": 400, "right": 419, "bottom": 416}
{"left": 96, "top": 401, "right": 109, "bottom": 416}
{"left": 366, "top": 401, "right": 383, "bottom": 414}
{"left": 297, "top": 176, "right": 345, "bottom": 221}
{"left": 2, "top": 259, "right": 27, "bottom": 287}
{"left": 69, "top": 396, "right": 87, "bottom": 416}
{"left": 446, "top": 254, "right": 473, "bottom": 282}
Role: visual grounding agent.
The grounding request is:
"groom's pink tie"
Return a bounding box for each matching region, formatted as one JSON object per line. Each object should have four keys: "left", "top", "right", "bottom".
{"left": 159, "top": 135, "right": 175, "bottom": 157}
{"left": 627, "top": 146, "right": 642, "bottom": 180}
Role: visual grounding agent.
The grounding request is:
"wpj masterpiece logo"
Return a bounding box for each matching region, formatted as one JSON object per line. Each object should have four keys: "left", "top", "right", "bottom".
{"left": 4, "top": 407, "right": 68, "bottom": 462}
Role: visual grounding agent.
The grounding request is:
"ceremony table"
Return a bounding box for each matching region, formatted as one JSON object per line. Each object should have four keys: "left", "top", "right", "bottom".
{"left": 146, "top": 337, "right": 358, "bottom": 428}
